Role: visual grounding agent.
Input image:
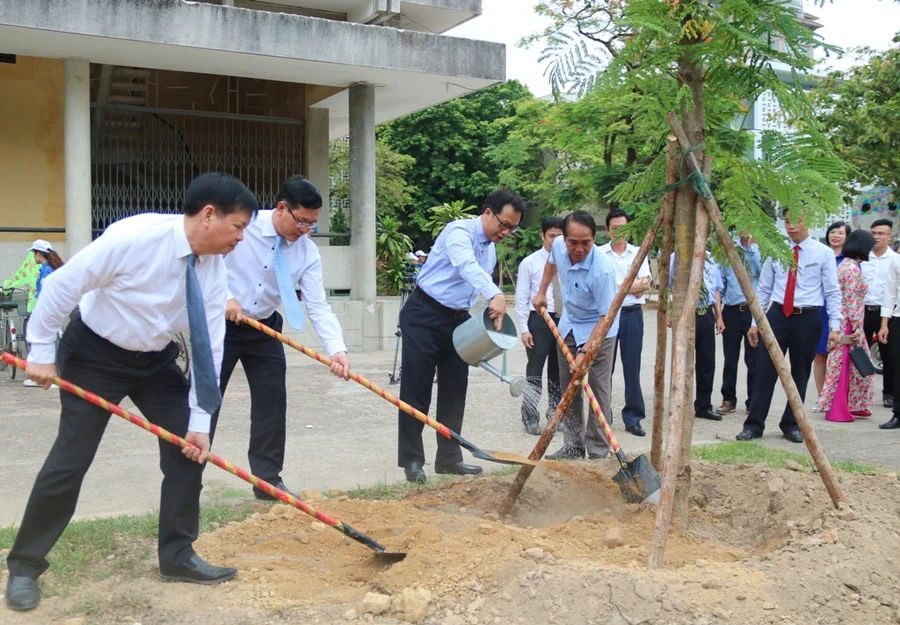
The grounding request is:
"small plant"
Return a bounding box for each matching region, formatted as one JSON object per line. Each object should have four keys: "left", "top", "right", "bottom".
{"left": 425, "top": 200, "right": 478, "bottom": 238}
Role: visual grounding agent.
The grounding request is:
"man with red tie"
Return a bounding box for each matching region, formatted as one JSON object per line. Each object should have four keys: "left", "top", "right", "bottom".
{"left": 737, "top": 207, "right": 842, "bottom": 443}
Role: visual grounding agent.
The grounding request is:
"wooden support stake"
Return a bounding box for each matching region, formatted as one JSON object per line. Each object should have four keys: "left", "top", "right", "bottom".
{"left": 652, "top": 136, "right": 679, "bottom": 471}
{"left": 648, "top": 160, "right": 711, "bottom": 570}
{"left": 499, "top": 208, "right": 665, "bottom": 516}
{"left": 665, "top": 111, "right": 846, "bottom": 509}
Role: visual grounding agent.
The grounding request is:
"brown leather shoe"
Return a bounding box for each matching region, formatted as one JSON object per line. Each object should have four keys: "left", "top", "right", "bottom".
{"left": 715, "top": 400, "right": 736, "bottom": 415}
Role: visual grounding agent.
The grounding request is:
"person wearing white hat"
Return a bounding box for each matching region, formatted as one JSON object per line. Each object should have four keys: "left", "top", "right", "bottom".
{"left": 22, "top": 241, "right": 65, "bottom": 387}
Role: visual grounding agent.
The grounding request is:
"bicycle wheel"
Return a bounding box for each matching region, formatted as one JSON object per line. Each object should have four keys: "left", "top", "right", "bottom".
{"left": 4, "top": 318, "right": 15, "bottom": 379}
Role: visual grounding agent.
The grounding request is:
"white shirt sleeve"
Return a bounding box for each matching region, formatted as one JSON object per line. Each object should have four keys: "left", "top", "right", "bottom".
{"left": 822, "top": 253, "right": 842, "bottom": 331}
{"left": 26, "top": 230, "right": 130, "bottom": 364}
{"left": 882, "top": 257, "right": 900, "bottom": 319}
{"left": 515, "top": 256, "right": 533, "bottom": 332}
{"left": 299, "top": 252, "right": 347, "bottom": 357}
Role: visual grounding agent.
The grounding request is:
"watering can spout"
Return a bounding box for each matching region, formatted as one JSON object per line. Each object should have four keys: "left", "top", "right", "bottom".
{"left": 452, "top": 308, "right": 526, "bottom": 396}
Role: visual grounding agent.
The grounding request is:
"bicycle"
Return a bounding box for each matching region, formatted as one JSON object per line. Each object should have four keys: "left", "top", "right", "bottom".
{"left": 0, "top": 288, "right": 28, "bottom": 379}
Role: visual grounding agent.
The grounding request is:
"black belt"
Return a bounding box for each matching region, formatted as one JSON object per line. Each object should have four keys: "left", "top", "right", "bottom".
{"left": 621, "top": 304, "right": 643, "bottom": 313}
{"left": 773, "top": 302, "right": 820, "bottom": 315}
{"left": 865, "top": 306, "right": 882, "bottom": 313}
{"left": 724, "top": 303, "right": 750, "bottom": 312}
{"left": 414, "top": 287, "right": 469, "bottom": 320}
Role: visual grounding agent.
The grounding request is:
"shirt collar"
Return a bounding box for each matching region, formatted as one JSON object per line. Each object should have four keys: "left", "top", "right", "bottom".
{"left": 474, "top": 217, "right": 491, "bottom": 246}
{"left": 794, "top": 236, "right": 812, "bottom": 250}
{"left": 174, "top": 217, "right": 192, "bottom": 259}
{"left": 261, "top": 209, "right": 295, "bottom": 247}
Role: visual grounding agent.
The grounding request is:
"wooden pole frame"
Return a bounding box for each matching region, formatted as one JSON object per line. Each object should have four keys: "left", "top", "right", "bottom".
{"left": 665, "top": 111, "right": 846, "bottom": 509}
{"left": 652, "top": 137, "right": 679, "bottom": 471}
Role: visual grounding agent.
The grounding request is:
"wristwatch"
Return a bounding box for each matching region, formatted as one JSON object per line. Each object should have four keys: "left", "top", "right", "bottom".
{"left": 577, "top": 347, "right": 588, "bottom": 355}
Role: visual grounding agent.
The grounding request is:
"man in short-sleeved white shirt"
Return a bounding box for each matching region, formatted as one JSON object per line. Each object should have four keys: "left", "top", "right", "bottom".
{"left": 861, "top": 218, "right": 897, "bottom": 407}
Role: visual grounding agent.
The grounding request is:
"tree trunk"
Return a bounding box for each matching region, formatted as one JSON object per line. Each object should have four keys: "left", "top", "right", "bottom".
{"left": 665, "top": 112, "right": 847, "bottom": 509}
{"left": 652, "top": 137, "right": 679, "bottom": 472}
{"left": 500, "top": 210, "right": 665, "bottom": 516}
{"left": 649, "top": 185, "right": 710, "bottom": 569}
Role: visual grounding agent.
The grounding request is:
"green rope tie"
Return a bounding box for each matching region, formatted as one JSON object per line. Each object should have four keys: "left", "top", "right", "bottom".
{"left": 662, "top": 143, "right": 713, "bottom": 200}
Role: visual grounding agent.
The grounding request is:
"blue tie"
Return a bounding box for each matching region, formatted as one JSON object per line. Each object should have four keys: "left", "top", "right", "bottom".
{"left": 273, "top": 235, "right": 306, "bottom": 331}
{"left": 186, "top": 253, "right": 222, "bottom": 415}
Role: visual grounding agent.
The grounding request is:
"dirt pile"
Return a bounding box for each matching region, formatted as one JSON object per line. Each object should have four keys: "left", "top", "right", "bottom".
{"left": 6, "top": 461, "right": 900, "bottom": 625}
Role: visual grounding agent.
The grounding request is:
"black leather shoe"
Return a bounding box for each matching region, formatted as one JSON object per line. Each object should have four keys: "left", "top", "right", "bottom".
{"left": 783, "top": 430, "right": 804, "bottom": 443}
{"left": 404, "top": 462, "right": 426, "bottom": 483}
{"left": 880, "top": 417, "right": 900, "bottom": 430}
{"left": 735, "top": 429, "right": 761, "bottom": 441}
{"left": 524, "top": 421, "right": 542, "bottom": 436}
{"left": 625, "top": 424, "right": 646, "bottom": 437}
{"left": 254, "top": 480, "right": 298, "bottom": 501}
{"left": 546, "top": 445, "right": 586, "bottom": 461}
{"left": 695, "top": 409, "right": 723, "bottom": 421}
{"left": 434, "top": 461, "right": 482, "bottom": 476}
{"left": 5, "top": 576, "right": 40, "bottom": 611}
{"left": 160, "top": 554, "right": 237, "bottom": 585}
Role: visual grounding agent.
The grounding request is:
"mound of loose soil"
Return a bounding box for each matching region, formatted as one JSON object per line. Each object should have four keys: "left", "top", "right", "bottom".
{"left": 4, "top": 461, "right": 900, "bottom": 625}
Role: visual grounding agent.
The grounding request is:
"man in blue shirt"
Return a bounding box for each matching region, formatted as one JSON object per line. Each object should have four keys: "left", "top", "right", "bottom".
{"left": 532, "top": 211, "right": 619, "bottom": 460}
{"left": 717, "top": 233, "right": 761, "bottom": 415}
{"left": 669, "top": 251, "right": 725, "bottom": 421}
{"left": 398, "top": 190, "right": 525, "bottom": 483}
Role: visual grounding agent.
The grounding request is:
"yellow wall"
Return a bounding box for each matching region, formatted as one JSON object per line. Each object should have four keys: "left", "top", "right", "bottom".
{"left": 0, "top": 56, "right": 65, "bottom": 244}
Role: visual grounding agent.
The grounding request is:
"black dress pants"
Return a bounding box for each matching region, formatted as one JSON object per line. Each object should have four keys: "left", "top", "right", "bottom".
{"left": 865, "top": 308, "right": 893, "bottom": 398}
{"left": 720, "top": 304, "right": 758, "bottom": 410}
{"left": 743, "top": 307, "right": 822, "bottom": 435}
{"left": 521, "top": 310, "right": 561, "bottom": 426}
{"left": 216, "top": 311, "right": 288, "bottom": 484}
{"left": 397, "top": 290, "right": 470, "bottom": 468}
{"left": 7, "top": 318, "right": 203, "bottom": 578}
{"left": 694, "top": 310, "right": 717, "bottom": 413}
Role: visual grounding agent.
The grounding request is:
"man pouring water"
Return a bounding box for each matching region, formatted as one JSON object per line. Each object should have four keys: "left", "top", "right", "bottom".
{"left": 397, "top": 190, "right": 526, "bottom": 483}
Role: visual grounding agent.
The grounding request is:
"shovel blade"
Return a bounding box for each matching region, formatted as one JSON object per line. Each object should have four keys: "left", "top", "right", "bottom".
{"left": 374, "top": 551, "right": 407, "bottom": 563}
{"left": 612, "top": 454, "right": 662, "bottom": 504}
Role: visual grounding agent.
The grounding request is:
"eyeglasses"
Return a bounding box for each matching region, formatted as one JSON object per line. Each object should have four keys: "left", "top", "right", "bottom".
{"left": 872, "top": 230, "right": 892, "bottom": 237}
{"left": 288, "top": 208, "right": 318, "bottom": 231}
{"left": 490, "top": 211, "right": 520, "bottom": 234}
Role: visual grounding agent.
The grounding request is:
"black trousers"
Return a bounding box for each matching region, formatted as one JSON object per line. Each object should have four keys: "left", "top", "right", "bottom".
{"left": 521, "top": 310, "right": 561, "bottom": 425}
{"left": 720, "top": 304, "right": 758, "bottom": 410}
{"left": 891, "top": 318, "right": 900, "bottom": 418}
{"left": 216, "top": 311, "right": 287, "bottom": 484}
{"left": 864, "top": 308, "right": 893, "bottom": 397}
{"left": 614, "top": 306, "right": 646, "bottom": 427}
{"left": 743, "top": 307, "right": 822, "bottom": 435}
{"left": 397, "top": 290, "right": 470, "bottom": 468}
{"left": 694, "top": 310, "right": 716, "bottom": 413}
{"left": 7, "top": 319, "right": 204, "bottom": 578}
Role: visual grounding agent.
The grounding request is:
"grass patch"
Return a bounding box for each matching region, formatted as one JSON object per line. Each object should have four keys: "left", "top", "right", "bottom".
{"left": 694, "top": 441, "right": 878, "bottom": 473}
{"left": 0, "top": 483, "right": 261, "bottom": 596}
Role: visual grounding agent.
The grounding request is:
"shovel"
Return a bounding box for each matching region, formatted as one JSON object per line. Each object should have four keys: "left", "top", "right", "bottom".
{"left": 538, "top": 308, "right": 661, "bottom": 504}
{"left": 243, "top": 317, "right": 557, "bottom": 470}
{"left": 1, "top": 353, "right": 406, "bottom": 563}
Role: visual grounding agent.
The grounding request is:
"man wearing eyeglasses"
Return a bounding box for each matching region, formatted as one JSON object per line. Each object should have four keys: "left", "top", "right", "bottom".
{"left": 217, "top": 175, "right": 350, "bottom": 499}
{"left": 399, "top": 189, "right": 525, "bottom": 483}
{"left": 862, "top": 219, "right": 897, "bottom": 407}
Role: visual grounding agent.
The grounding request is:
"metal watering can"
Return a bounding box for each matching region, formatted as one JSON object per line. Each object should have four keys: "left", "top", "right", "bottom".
{"left": 453, "top": 308, "right": 528, "bottom": 397}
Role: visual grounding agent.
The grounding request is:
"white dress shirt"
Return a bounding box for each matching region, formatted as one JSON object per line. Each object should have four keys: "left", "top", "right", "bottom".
{"left": 598, "top": 242, "right": 652, "bottom": 306}
{"left": 514, "top": 247, "right": 556, "bottom": 331}
{"left": 880, "top": 255, "right": 900, "bottom": 319}
{"left": 224, "top": 210, "right": 347, "bottom": 357}
{"left": 861, "top": 247, "right": 897, "bottom": 306}
{"left": 415, "top": 216, "right": 500, "bottom": 310}
{"left": 27, "top": 214, "right": 226, "bottom": 434}
{"left": 754, "top": 236, "right": 842, "bottom": 330}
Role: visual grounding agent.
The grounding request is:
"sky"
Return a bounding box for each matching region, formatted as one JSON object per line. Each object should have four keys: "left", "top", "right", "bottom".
{"left": 447, "top": 0, "right": 900, "bottom": 98}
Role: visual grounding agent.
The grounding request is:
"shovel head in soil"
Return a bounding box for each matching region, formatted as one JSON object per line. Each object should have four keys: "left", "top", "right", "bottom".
{"left": 612, "top": 454, "right": 662, "bottom": 504}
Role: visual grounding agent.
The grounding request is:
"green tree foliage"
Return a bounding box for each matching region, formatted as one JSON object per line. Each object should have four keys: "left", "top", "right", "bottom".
{"left": 524, "top": 0, "right": 849, "bottom": 264}
{"left": 814, "top": 35, "right": 900, "bottom": 198}
{"left": 376, "top": 215, "right": 414, "bottom": 295}
{"left": 379, "top": 80, "right": 538, "bottom": 239}
{"left": 425, "top": 200, "right": 478, "bottom": 238}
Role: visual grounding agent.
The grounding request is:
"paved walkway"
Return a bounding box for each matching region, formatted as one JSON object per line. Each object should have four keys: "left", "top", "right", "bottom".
{"left": 2, "top": 308, "right": 897, "bottom": 526}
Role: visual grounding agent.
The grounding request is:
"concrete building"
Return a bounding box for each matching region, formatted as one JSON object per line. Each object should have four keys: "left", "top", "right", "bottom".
{"left": 0, "top": 0, "right": 504, "bottom": 351}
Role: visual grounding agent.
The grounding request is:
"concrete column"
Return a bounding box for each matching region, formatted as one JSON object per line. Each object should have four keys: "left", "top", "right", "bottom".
{"left": 64, "top": 58, "right": 92, "bottom": 256}
{"left": 349, "top": 83, "right": 376, "bottom": 305}
{"left": 306, "top": 107, "right": 331, "bottom": 237}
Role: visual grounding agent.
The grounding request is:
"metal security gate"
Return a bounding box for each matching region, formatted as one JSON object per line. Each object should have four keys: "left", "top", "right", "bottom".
{"left": 90, "top": 104, "right": 304, "bottom": 233}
